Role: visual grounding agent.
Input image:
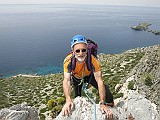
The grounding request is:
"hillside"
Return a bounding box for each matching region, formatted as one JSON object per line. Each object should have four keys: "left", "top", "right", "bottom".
{"left": 0, "top": 44, "right": 159, "bottom": 120}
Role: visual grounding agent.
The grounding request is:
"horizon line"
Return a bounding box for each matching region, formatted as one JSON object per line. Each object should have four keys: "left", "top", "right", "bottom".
{"left": 0, "top": 3, "right": 159, "bottom": 7}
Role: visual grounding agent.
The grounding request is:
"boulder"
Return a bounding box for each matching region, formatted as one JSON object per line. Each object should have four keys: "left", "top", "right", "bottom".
{"left": 53, "top": 93, "right": 159, "bottom": 120}
{"left": 0, "top": 102, "right": 39, "bottom": 120}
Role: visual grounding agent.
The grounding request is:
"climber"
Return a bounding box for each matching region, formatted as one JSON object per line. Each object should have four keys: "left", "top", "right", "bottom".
{"left": 62, "top": 35, "right": 114, "bottom": 119}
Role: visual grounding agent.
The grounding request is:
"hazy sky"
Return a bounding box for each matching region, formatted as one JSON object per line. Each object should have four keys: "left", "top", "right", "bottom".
{"left": 0, "top": 0, "right": 160, "bottom": 6}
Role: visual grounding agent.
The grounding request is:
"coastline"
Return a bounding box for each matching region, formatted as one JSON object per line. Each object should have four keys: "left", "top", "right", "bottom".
{"left": 1, "top": 44, "right": 159, "bottom": 79}
{"left": 12, "top": 74, "right": 41, "bottom": 78}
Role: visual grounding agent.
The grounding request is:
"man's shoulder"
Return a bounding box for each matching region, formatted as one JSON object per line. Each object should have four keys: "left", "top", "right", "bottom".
{"left": 91, "top": 54, "right": 98, "bottom": 61}
{"left": 91, "top": 54, "right": 100, "bottom": 65}
{"left": 64, "top": 53, "right": 72, "bottom": 64}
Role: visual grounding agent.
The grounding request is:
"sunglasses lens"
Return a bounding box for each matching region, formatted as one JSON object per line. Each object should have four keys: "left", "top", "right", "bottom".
{"left": 76, "top": 49, "right": 80, "bottom": 53}
{"left": 82, "top": 49, "right": 86, "bottom": 52}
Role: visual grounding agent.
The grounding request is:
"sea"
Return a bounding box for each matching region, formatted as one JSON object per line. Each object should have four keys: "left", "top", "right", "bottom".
{"left": 0, "top": 4, "right": 160, "bottom": 78}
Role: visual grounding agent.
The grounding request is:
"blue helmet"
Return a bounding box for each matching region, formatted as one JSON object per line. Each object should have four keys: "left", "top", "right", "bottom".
{"left": 71, "top": 35, "right": 87, "bottom": 48}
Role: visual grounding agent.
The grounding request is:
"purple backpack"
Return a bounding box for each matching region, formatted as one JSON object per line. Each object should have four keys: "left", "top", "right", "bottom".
{"left": 71, "top": 39, "right": 98, "bottom": 72}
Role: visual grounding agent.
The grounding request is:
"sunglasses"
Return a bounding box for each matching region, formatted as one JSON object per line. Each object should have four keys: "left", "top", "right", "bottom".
{"left": 75, "top": 49, "right": 87, "bottom": 53}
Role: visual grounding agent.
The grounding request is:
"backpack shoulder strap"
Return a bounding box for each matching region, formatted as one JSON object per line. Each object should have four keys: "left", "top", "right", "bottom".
{"left": 86, "top": 51, "right": 92, "bottom": 72}
{"left": 71, "top": 54, "right": 76, "bottom": 71}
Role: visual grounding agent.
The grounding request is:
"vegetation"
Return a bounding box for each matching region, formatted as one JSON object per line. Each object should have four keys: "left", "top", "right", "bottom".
{"left": 114, "top": 92, "right": 123, "bottom": 99}
{"left": 140, "top": 73, "right": 154, "bottom": 86}
{"left": 0, "top": 73, "right": 64, "bottom": 118}
{"left": 99, "top": 52, "right": 144, "bottom": 98}
{"left": 128, "top": 81, "right": 135, "bottom": 90}
{"left": 47, "top": 97, "right": 65, "bottom": 118}
{"left": 144, "top": 74, "right": 153, "bottom": 86}
{"left": 0, "top": 49, "right": 146, "bottom": 119}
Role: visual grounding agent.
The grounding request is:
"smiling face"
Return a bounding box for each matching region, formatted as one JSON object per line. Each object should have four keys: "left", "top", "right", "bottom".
{"left": 72, "top": 43, "right": 88, "bottom": 62}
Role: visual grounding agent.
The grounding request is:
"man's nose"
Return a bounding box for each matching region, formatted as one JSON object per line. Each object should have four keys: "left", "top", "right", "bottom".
{"left": 79, "top": 51, "right": 83, "bottom": 55}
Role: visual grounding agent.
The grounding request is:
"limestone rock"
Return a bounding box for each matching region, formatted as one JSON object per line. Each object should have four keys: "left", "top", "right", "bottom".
{"left": 53, "top": 95, "right": 159, "bottom": 120}
{"left": 53, "top": 97, "right": 119, "bottom": 120}
{"left": 0, "top": 102, "right": 39, "bottom": 120}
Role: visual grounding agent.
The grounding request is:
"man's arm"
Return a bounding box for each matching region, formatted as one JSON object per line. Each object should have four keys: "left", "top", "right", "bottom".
{"left": 62, "top": 72, "right": 74, "bottom": 116}
{"left": 93, "top": 71, "right": 106, "bottom": 102}
{"left": 94, "top": 71, "right": 112, "bottom": 119}
{"left": 63, "top": 72, "right": 72, "bottom": 101}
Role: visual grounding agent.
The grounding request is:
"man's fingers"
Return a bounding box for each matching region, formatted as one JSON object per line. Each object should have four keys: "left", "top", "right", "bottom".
{"left": 62, "top": 108, "right": 65, "bottom": 116}
{"left": 105, "top": 110, "right": 112, "bottom": 119}
{"left": 62, "top": 106, "right": 70, "bottom": 116}
{"left": 101, "top": 109, "right": 105, "bottom": 114}
{"left": 67, "top": 107, "right": 70, "bottom": 114}
{"left": 62, "top": 109, "right": 69, "bottom": 116}
{"left": 62, "top": 102, "right": 74, "bottom": 116}
{"left": 65, "top": 110, "right": 69, "bottom": 116}
{"left": 100, "top": 105, "right": 113, "bottom": 119}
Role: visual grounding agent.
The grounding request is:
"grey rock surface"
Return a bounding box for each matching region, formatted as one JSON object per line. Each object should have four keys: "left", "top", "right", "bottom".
{"left": 53, "top": 94, "right": 159, "bottom": 120}
{"left": 0, "top": 102, "right": 39, "bottom": 120}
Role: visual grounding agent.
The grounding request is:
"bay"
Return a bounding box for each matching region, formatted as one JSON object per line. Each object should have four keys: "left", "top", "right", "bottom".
{"left": 0, "top": 4, "right": 160, "bottom": 77}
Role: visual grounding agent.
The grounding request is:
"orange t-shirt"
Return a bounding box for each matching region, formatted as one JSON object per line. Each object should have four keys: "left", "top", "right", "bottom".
{"left": 63, "top": 54, "right": 100, "bottom": 79}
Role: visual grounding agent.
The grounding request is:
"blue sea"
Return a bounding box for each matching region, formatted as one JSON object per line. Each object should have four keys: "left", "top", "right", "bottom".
{"left": 0, "top": 4, "right": 160, "bottom": 77}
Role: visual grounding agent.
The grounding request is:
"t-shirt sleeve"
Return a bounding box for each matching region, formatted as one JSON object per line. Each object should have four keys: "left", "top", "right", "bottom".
{"left": 91, "top": 55, "right": 101, "bottom": 72}
{"left": 63, "top": 55, "right": 72, "bottom": 73}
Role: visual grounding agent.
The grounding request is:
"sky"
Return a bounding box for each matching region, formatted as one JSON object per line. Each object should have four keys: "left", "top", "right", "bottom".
{"left": 0, "top": 0, "right": 160, "bottom": 7}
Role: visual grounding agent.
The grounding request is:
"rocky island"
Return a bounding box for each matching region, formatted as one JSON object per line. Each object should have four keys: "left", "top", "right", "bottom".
{"left": 131, "top": 22, "right": 160, "bottom": 35}
{"left": 0, "top": 44, "right": 160, "bottom": 120}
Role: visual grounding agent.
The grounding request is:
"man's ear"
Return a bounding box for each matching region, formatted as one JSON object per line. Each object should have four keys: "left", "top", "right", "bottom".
{"left": 71, "top": 48, "right": 74, "bottom": 52}
{"left": 71, "top": 48, "right": 75, "bottom": 54}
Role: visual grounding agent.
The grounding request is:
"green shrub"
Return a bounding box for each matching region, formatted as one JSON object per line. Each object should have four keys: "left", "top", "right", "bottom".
{"left": 92, "top": 88, "right": 97, "bottom": 93}
{"left": 50, "top": 105, "right": 63, "bottom": 118}
{"left": 56, "top": 97, "right": 65, "bottom": 105}
{"left": 114, "top": 92, "right": 123, "bottom": 99}
{"left": 39, "top": 113, "right": 45, "bottom": 120}
{"left": 51, "top": 105, "right": 62, "bottom": 113}
{"left": 145, "top": 75, "right": 153, "bottom": 86}
{"left": 40, "top": 107, "right": 47, "bottom": 113}
{"left": 128, "top": 81, "right": 135, "bottom": 90}
{"left": 47, "top": 99, "right": 57, "bottom": 110}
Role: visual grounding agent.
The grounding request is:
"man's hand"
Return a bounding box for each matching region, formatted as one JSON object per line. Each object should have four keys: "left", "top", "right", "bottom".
{"left": 62, "top": 100, "right": 74, "bottom": 116}
{"left": 100, "top": 104, "right": 112, "bottom": 119}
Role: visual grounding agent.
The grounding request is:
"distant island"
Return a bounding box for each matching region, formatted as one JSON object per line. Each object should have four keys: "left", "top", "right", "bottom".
{"left": 131, "top": 22, "right": 160, "bottom": 35}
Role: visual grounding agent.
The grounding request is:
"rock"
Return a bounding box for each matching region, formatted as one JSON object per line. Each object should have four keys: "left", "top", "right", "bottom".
{"left": 154, "top": 31, "right": 160, "bottom": 35}
{"left": 131, "top": 25, "right": 147, "bottom": 31}
{"left": 127, "top": 45, "right": 160, "bottom": 110}
{"left": 0, "top": 102, "right": 39, "bottom": 120}
{"left": 139, "top": 23, "right": 152, "bottom": 26}
{"left": 53, "top": 97, "right": 119, "bottom": 120}
{"left": 115, "top": 84, "right": 123, "bottom": 92}
{"left": 131, "top": 22, "right": 160, "bottom": 35}
{"left": 127, "top": 91, "right": 159, "bottom": 120}
{"left": 53, "top": 95, "right": 159, "bottom": 120}
{"left": 131, "top": 22, "right": 151, "bottom": 31}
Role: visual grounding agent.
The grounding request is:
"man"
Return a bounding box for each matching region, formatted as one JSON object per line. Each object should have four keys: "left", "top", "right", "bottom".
{"left": 62, "top": 35, "right": 114, "bottom": 119}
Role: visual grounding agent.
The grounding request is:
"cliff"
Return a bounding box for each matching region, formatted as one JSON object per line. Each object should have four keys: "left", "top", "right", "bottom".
{"left": 0, "top": 44, "right": 159, "bottom": 120}
{"left": 53, "top": 44, "right": 160, "bottom": 120}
